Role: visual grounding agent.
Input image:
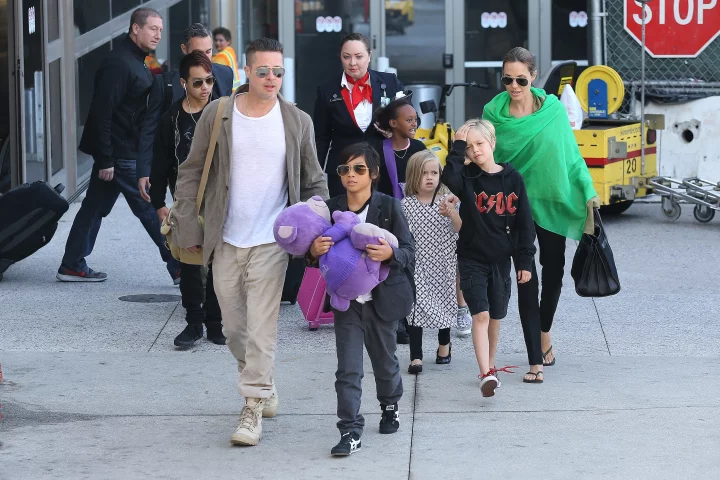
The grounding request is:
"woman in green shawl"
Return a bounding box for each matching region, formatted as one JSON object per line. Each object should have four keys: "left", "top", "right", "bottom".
{"left": 482, "top": 47, "right": 598, "bottom": 382}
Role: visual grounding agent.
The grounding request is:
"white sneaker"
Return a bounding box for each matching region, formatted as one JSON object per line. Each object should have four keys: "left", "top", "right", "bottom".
{"left": 263, "top": 385, "right": 279, "bottom": 418}
{"left": 456, "top": 307, "right": 472, "bottom": 336}
{"left": 479, "top": 374, "right": 498, "bottom": 398}
{"left": 231, "top": 398, "right": 265, "bottom": 446}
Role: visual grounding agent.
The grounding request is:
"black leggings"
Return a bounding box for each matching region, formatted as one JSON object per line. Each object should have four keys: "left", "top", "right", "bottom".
{"left": 406, "top": 324, "right": 451, "bottom": 361}
{"left": 517, "top": 224, "right": 567, "bottom": 365}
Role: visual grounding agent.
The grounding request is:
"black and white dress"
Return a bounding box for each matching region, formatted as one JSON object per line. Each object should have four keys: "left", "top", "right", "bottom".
{"left": 401, "top": 195, "right": 458, "bottom": 329}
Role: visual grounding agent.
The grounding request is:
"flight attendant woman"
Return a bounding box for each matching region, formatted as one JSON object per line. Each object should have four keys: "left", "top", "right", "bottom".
{"left": 314, "top": 33, "right": 405, "bottom": 197}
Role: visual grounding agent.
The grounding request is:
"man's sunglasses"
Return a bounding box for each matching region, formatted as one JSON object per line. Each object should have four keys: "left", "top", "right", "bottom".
{"left": 255, "top": 67, "right": 285, "bottom": 79}
{"left": 501, "top": 76, "right": 529, "bottom": 87}
{"left": 191, "top": 76, "right": 215, "bottom": 89}
{"left": 337, "top": 164, "right": 369, "bottom": 176}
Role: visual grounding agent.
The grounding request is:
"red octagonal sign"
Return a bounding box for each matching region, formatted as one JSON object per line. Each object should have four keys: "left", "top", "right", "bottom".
{"left": 624, "top": 0, "right": 720, "bottom": 57}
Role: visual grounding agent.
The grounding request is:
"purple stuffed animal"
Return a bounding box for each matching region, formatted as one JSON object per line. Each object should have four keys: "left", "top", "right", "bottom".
{"left": 273, "top": 198, "right": 398, "bottom": 311}
{"left": 273, "top": 196, "right": 331, "bottom": 256}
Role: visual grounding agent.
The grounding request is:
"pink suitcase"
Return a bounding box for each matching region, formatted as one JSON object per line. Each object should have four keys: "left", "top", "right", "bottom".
{"left": 297, "top": 267, "right": 334, "bottom": 330}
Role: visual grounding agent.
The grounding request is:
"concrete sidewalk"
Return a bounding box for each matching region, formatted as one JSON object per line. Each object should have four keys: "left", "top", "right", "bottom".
{"left": 1, "top": 197, "right": 719, "bottom": 479}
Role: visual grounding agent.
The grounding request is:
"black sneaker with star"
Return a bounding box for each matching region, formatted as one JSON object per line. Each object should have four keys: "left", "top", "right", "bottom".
{"left": 379, "top": 403, "right": 400, "bottom": 434}
{"left": 331, "top": 432, "right": 361, "bottom": 456}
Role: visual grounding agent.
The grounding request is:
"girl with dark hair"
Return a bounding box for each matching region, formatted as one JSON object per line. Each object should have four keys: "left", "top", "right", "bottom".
{"left": 370, "top": 92, "right": 427, "bottom": 198}
{"left": 313, "top": 33, "right": 405, "bottom": 198}
{"left": 308, "top": 142, "right": 415, "bottom": 457}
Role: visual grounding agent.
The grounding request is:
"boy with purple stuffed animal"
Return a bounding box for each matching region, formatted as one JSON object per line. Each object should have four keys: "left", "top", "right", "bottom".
{"left": 277, "top": 143, "right": 414, "bottom": 456}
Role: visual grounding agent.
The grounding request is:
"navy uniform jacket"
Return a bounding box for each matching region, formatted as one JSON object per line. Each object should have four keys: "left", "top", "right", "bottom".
{"left": 313, "top": 69, "right": 403, "bottom": 196}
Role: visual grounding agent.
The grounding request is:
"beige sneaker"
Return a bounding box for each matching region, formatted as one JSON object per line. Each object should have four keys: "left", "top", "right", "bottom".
{"left": 262, "top": 385, "right": 279, "bottom": 418}
{"left": 231, "top": 398, "right": 265, "bottom": 446}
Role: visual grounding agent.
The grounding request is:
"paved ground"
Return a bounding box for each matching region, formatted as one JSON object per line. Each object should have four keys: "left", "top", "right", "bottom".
{"left": 1, "top": 196, "right": 719, "bottom": 479}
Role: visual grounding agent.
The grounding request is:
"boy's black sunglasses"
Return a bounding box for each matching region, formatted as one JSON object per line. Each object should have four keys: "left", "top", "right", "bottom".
{"left": 191, "top": 76, "right": 215, "bottom": 89}
{"left": 501, "top": 76, "right": 529, "bottom": 87}
{"left": 337, "top": 165, "right": 369, "bottom": 176}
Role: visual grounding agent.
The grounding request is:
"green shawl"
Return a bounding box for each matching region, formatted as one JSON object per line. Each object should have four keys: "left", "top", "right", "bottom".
{"left": 483, "top": 88, "right": 596, "bottom": 241}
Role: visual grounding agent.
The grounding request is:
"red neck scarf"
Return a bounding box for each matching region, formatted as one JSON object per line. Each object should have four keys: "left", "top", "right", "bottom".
{"left": 345, "top": 72, "right": 373, "bottom": 110}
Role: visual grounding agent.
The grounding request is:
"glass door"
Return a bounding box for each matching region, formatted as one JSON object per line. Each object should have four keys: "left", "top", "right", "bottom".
{"left": 294, "top": 0, "right": 373, "bottom": 114}
{"left": 550, "top": 0, "right": 590, "bottom": 72}
{"left": 17, "top": 0, "right": 47, "bottom": 184}
{"left": 464, "top": 0, "right": 529, "bottom": 119}
{"left": 385, "top": 0, "right": 446, "bottom": 128}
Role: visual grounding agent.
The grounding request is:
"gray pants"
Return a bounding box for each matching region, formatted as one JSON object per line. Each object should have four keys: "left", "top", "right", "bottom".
{"left": 334, "top": 301, "right": 403, "bottom": 436}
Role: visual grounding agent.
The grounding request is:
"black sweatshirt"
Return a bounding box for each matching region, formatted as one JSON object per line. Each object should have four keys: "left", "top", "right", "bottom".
{"left": 149, "top": 99, "right": 204, "bottom": 210}
{"left": 78, "top": 35, "right": 154, "bottom": 169}
{"left": 441, "top": 140, "right": 536, "bottom": 271}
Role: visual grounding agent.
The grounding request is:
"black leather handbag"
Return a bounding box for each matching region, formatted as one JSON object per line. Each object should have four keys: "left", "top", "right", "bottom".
{"left": 571, "top": 209, "right": 621, "bottom": 297}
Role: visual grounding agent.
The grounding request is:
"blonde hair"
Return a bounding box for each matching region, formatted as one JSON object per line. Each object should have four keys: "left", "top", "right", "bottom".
{"left": 404, "top": 150, "right": 449, "bottom": 198}
{"left": 461, "top": 118, "right": 496, "bottom": 148}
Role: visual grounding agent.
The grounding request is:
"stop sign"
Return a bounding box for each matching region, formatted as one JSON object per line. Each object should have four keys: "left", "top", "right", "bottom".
{"left": 624, "top": 0, "right": 720, "bottom": 57}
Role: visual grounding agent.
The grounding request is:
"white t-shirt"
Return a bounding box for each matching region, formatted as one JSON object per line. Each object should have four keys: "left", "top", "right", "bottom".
{"left": 341, "top": 73, "right": 372, "bottom": 132}
{"left": 222, "top": 98, "right": 288, "bottom": 248}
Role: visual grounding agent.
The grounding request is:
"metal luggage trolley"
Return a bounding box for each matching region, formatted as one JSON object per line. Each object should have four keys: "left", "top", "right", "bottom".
{"left": 649, "top": 176, "right": 720, "bottom": 223}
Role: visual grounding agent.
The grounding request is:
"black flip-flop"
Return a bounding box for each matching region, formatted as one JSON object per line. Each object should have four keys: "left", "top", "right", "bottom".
{"left": 543, "top": 346, "right": 556, "bottom": 366}
{"left": 523, "top": 371, "right": 544, "bottom": 384}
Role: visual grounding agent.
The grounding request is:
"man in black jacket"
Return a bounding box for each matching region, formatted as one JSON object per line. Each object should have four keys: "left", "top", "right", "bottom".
{"left": 57, "top": 7, "right": 180, "bottom": 283}
{"left": 137, "top": 23, "right": 234, "bottom": 198}
{"left": 149, "top": 51, "right": 225, "bottom": 348}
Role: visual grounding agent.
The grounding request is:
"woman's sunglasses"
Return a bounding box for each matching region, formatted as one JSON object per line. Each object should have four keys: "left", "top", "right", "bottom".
{"left": 255, "top": 67, "right": 285, "bottom": 79}
{"left": 501, "top": 76, "right": 529, "bottom": 87}
{"left": 191, "top": 76, "right": 216, "bottom": 89}
{"left": 337, "top": 164, "right": 369, "bottom": 176}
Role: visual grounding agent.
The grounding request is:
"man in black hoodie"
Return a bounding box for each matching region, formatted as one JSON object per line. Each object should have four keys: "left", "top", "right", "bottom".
{"left": 441, "top": 119, "right": 539, "bottom": 397}
{"left": 149, "top": 51, "right": 225, "bottom": 348}
{"left": 57, "top": 8, "right": 180, "bottom": 283}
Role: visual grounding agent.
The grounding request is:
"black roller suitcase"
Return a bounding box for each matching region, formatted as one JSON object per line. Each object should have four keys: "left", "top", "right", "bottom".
{"left": 0, "top": 181, "right": 69, "bottom": 278}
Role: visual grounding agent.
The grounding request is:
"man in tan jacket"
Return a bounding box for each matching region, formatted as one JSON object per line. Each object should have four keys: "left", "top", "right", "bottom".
{"left": 173, "top": 38, "right": 328, "bottom": 446}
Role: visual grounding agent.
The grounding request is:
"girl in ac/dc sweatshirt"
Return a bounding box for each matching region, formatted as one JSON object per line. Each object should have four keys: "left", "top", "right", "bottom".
{"left": 440, "top": 119, "right": 538, "bottom": 398}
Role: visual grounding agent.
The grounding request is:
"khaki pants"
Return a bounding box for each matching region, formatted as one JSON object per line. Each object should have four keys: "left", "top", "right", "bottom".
{"left": 212, "top": 241, "right": 289, "bottom": 399}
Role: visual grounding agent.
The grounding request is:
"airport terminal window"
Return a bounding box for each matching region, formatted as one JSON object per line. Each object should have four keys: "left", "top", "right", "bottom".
{"left": 386, "top": 0, "right": 445, "bottom": 88}
{"left": 49, "top": 59, "right": 64, "bottom": 175}
{"left": 48, "top": 0, "right": 60, "bottom": 41}
{"left": 75, "top": 41, "right": 112, "bottom": 180}
{"left": 242, "top": 0, "right": 279, "bottom": 50}
{"left": 465, "top": 0, "right": 528, "bottom": 119}
{"left": 74, "top": 0, "right": 111, "bottom": 36}
{"left": 168, "top": 0, "right": 211, "bottom": 70}
{"left": 169, "top": 0, "right": 191, "bottom": 70}
{"left": 295, "top": 0, "right": 366, "bottom": 113}
{"left": 551, "top": 0, "right": 589, "bottom": 62}
{"left": 112, "top": 0, "right": 142, "bottom": 18}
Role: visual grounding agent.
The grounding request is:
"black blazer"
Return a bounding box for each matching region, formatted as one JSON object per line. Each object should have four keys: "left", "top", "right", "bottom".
{"left": 313, "top": 70, "right": 404, "bottom": 196}
{"left": 325, "top": 192, "right": 415, "bottom": 322}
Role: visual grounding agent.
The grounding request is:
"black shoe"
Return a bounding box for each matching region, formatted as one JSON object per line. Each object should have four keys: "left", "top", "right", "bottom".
{"left": 379, "top": 404, "right": 400, "bottom": 434}
{"left": 436, "top": 343, "right": 452, "bottom": 364}
{"left": 408, "top": 363, "right": 423, "bottom": 374}
{"left": 331, "top": 432, "right": 361, "bottom": 456}
{"left": 206, "top": 322, "right": 226, "bottom": 345}
{"left": 396, "top": 331, "right": 410, "bottom": 344}
{"left": 174, "top": 324, "right": 203, "bottom": 348}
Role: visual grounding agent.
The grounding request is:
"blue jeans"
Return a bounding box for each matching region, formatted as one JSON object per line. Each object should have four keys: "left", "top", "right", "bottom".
{"left": 61, "top": 159, "right": 180, "bottom": 276}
